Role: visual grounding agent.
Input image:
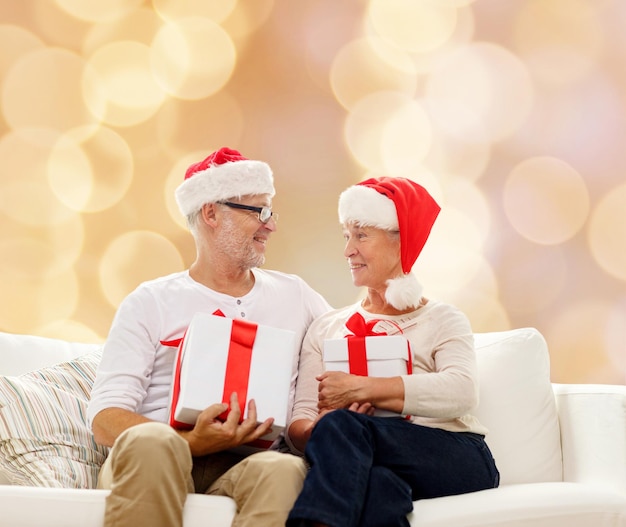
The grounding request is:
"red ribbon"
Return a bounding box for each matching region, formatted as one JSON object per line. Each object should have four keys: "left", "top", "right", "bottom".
{"left": 343, "top": 312, "right": 413, "bottom": 377}
{"left": 345, "top": 312, "right": 388, "bottom": 338}
{"left": 213, "top": 310, "right": 271, "bottom": 446}
{"left": 165, "top": 309, "right": 258, "bottom": 428}
{"left": 216, "top": 314, "right": 258, "bottom": 422}
{"left": 343, "top": 312, "right": 413, "bottom": 420}
{"left": 344, "top": 312, "right": 388, "bottom": 376}
{"left": 167, "top": 329, "right": 190, "bottom": 429}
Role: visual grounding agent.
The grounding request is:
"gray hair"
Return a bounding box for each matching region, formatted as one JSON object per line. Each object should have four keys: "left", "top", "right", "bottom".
{"left": 186, "top": 208, "right": 202, "bottom": 235}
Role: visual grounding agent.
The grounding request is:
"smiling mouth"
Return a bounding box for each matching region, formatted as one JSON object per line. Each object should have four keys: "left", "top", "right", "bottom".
{"left": 349, "top": 264, "right": 366, "bottom": 270}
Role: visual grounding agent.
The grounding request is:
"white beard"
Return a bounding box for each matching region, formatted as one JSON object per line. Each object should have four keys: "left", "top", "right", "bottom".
{"left": 216, "top": 214, "right": 266, "bottom": 271}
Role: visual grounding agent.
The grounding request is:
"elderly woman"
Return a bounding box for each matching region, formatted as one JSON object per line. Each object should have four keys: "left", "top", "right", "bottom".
{"left": 285, "top": 177, "right": 499, "bottom": 527}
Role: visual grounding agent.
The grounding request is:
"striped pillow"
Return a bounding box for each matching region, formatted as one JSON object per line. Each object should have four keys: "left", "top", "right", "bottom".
{"left": 0, "top": 349, "right": 109, "bottom": 488}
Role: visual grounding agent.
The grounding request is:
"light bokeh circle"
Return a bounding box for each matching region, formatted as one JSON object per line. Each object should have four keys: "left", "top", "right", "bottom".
{"left": 83, "top": 40, "right": 167, "bottom": 127}
{"left": 435, "top": 0, "right": 477, "bottom": 5}
{"left": 165, "top": 153, "right": 202, "bottom": 231}
{"left": 443, "top": 178, "right": 491, "bottom": 246}
{"left": 0, "top": 231, "right": 82, "bottom": 282}
{"left": 587, "top": 184, "right": 626, "bottom": 281}
{"left": 0, "top": 25, "right": 45, "bottom": 78}
{"left": 3, "top": 48, "right": 99, "bottom": 132}
{"left": 413, "top": 200, "right": 487, "bottom": 295}
{"left": 99, "top": 230, "right": 184, "bottom": 308}
{"left": 513, "top": 0, "right": 604, "bottom": 86}
{"left": 47, "top": 126, "right": 134, "bottom": 213}
{"left": 503, "top": 156, "right": 590, "bottom": 245}
{"left": 0, "top": 127, "right": 77, "bottom": 227}
{"left": 404, "top": 5, "right": 476, "bottom": 76}
{"left": 605, "top": 296, "right": 626, "bottom": 383}
{"left": 220, "top": 0, "right": 276, "bottom": 40}
{"left": 367, "top": 0, "right": 458, "bottom": 54}
{"left": 152, "top": 0, "right": 237, "bottom": 24}
{"left": 546, "top": 300, "right": 618, "bottom": 383}
{"left": 0, "top": 264, "right": 80, "bottom": 333}
{"left": 425, "top": 42, "right": 533, "bottom": 142}
{"left": 330, "top": 37, "right": 417, "bottom": 111}
{"left": 380, "top": 99, "right": 434, "bottom": 175}
{"left": 344, "top": 92, "right": 432, "bottom": 174}
{"left": 82, "top": 7, "right": 162, "bottom": 54}
{"left": 424, "top": 130, "right": 491, "bottom": 182}
{"left": 155, "top": 93, "right": 244, "bottom": 158}
{"left": 439, "top": 267, "right": 510, "bottom": 334}
{"left": 34, "top": 319, "right": 103, "bottom": 344}
{"left": 150, "top": 17, "right": 236, "bottom": 100}
{"left": 498, "top": 242, "right": 568, "bottom": 316}
{"left": 54, "top": 0, "right": 143, "bottom": 23}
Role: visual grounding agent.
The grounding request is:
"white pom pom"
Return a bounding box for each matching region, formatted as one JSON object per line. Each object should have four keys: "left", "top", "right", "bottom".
{"left": 384, "top": 273, "right": 423, "bottom": 310}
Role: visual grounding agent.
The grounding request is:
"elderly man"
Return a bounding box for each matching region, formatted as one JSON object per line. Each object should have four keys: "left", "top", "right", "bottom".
{"left": 87, "top": 147, "right": 331, "bottom": 527}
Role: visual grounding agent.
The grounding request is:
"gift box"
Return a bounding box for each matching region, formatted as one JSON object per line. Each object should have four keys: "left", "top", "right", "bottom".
{"left": 168, "top": 311, "right": 296, "bottom": 450}
{"left": 323, "top": 313, "right": 413, "bottom": 417}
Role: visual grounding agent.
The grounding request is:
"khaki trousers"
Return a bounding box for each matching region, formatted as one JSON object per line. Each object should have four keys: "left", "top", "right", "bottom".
{"left": 98, "top": 422, "right": 306, "bottom": 527}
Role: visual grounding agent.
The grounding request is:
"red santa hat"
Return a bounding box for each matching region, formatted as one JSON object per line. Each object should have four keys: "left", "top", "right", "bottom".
{"left": 338, "top": 176, "right": 441, "bottom": 310}
{"left": 175, "top": 147, "right": 274, "bottom": 217}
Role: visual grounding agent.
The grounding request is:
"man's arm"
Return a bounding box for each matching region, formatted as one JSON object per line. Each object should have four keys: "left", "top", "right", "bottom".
{"left": 92, "top": 407, "right": 152, "bottom": 447}
{"left": 93, "top": 393, "right": 275, "bottom": 457}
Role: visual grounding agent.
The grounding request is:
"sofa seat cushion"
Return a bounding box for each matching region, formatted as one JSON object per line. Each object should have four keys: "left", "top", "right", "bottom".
{"left": 0, "top": 486, "right": 237, "bottom": 527}
{"left": 0, "top": 350, "right": 109, "bottom": 488}
{"left": 409, "top": 482, "right": 626, "bottom": 527}
{"left": 473, "top": 328, "right": 563, "bottom": 485}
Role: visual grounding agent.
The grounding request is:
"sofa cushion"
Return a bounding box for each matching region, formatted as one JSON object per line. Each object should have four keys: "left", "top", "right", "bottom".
{"left": 0, "top": 331, "right": 100, "bottom": 376}
{"left": 0, "top": 349, "right": 109, "bottom": 488}
{"left": 409, "top": 482, "right": 626, "bottom": 527}
{"left": 473, "top": 328, "right": 563, "bottom": 485}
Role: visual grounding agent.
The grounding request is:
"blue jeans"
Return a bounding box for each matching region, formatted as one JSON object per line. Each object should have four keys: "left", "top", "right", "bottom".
{"left": 287, "top": 410, "right": 500, "bottom": 527}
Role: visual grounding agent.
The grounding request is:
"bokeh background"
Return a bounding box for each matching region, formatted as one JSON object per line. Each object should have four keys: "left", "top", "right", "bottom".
{"left": 0, "top": 0, "right": 624, "bottom": 385}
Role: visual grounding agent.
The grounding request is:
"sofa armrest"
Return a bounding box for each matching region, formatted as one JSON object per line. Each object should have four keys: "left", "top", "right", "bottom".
{"left": 553, "top": 383, "right": 626, "bottom": 493}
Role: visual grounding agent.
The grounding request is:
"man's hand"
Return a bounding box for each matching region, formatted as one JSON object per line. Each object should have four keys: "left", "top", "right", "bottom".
{"left": 181, "top": 392, "right": 274, "bottom": 456}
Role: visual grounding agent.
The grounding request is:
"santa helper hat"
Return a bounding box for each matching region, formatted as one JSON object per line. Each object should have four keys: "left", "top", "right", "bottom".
{"left": 338, "top": 177, "right": 441, "bottom": 310}
{"left": 175, "top": 147, "right": 275, "bottom": 217}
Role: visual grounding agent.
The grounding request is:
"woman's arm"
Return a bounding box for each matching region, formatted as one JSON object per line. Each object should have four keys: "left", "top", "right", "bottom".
{"left": 317, "top": 371, "right": 405, "bottom": 413}
{"left": 288, "top": 419, "right": 317, "bottom": 454}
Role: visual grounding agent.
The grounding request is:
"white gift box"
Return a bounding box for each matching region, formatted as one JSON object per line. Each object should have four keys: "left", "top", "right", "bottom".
{"left": 323, "top": 335, "right": 412, "bottom": 417}
{"left": 168, "top": 311, "right": 296, "bottom": 448}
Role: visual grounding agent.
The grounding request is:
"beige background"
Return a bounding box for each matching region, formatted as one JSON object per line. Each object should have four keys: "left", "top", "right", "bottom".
{"left": 0, "top": 0, "right": 623, "bottom": 385}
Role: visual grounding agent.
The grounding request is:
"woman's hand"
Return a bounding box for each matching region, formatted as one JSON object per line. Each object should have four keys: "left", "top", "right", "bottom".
{"left": 347, "top": 401, "right": 376, "bottom": 415}
{"left": 317, "top": 371, "right": 406, "bottom": 414}
{"left": 317, "top": 370, "right": 368, "bottom": 411}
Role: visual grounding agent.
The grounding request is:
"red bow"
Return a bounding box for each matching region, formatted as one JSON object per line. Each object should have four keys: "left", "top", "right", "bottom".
{"left": 343, "top": 313, "right": 388, "bottom": 376}
{"left": 343, "top": 312, "right": 412, "bottom": 378}
{"left": 345, "top": 312, "right": 388, "bottom": 337}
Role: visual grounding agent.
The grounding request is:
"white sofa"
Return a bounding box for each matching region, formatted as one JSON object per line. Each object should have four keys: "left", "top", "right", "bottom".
{"left": 0, "top": 328, "right": 624, "bottom": 527}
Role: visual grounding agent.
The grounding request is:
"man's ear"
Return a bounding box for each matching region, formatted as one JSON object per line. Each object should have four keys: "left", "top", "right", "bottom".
{"left": 200, "top": 202, "right": 219, "bottom": 227}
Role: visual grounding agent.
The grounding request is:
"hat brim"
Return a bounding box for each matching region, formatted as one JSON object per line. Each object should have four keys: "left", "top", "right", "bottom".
{"left": 338, "top": 185, "right": 398, "bottom": 230}
{"left": 175, "top": 160, "right": 274, "bottom": 217}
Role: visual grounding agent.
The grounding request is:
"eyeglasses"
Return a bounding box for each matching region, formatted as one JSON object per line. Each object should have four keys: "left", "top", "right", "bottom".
{"left": 219, "top": 201, "right": 278, "bottom": 224}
